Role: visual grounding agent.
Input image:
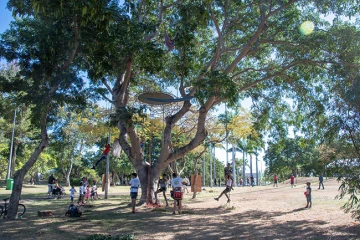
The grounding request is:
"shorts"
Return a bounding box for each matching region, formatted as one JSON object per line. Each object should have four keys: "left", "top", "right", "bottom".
{"left": 274, "top": 180, "right": 278, "bottom": 184}
{"left": 130, "top": 192, "right": 138, "bottom": 199}
{"left": 48, "top": 184, "right": 52, "bottom": 193}
{"left": 291, "top": 181, "right": 294, "bottom": 184}
{"left": 159, "top": 187, "right": 167, "bottom": 192}
{"left": 225, "top": 187, "right": 231, "bottom": 193}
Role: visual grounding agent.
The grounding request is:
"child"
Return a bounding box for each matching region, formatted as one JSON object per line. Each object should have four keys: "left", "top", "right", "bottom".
{"left": 92, "top": 181, "right": 99, "bottom": 200}
{"left": 77, "top": 181, "right": 84, "bottom": 205}
{"left": 171, "top": 172, "right": 184, "bottom": 214}
{"left": 273, "top": 174, "right": 278, "bottom": 187}
{"left": 85, "top": 185, "right": 91, "bottom": 203}
{"left": 290, "top": 174, "right": 295, "bottom": 188}
{"left": 214, "top": 174, "right": 233, "bottom": 203}
{"left": 129, "top": 173, "right": 140, "bottom": 213}
{"left": 305, "top": 182, "right": 312, "bottom": 208}
{"left": 92, "top": 143, "right": 111, "bottom": 169}
{"left": 69, "top": 185, "right": 77, "bottom": 202}
{"left": 155, "top": 174, "right": 169, "bottom": 207}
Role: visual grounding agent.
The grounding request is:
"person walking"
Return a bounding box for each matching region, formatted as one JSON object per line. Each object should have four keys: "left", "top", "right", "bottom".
{"left": 318, "top": 174, "right": 324, "bottom": 190}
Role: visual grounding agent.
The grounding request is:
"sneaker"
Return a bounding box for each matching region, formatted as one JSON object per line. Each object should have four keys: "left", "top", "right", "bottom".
{"left": 227, "top": 199, "right": 231, "bottom": 203}
{"left": 214, "top": 198, "right": 219, "bottom": 201}
{"left": 172, "top": 212, "right": 176, "bottom": 215}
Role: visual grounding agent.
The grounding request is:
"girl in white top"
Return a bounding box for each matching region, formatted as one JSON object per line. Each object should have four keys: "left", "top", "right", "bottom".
{"left": 214, "top": 174, "right": 233, "bottom": 203}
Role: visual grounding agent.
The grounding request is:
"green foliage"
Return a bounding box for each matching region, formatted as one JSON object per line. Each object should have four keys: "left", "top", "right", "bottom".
{"left": 194, "top": 71, "right": 239, "bottom": 106}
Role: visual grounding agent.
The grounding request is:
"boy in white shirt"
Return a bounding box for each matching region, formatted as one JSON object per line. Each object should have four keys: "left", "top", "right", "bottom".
{"left": 129, "top": 173, "right": 140, "bottom": 213}
{"left": 69, "top": 185, "right": 77, "bottom": 202}
{"left": 171, "top": 173, "right": 184, "bottom": 214}
{"left": 214, "top": 174, "right": 233, "bottom": 203}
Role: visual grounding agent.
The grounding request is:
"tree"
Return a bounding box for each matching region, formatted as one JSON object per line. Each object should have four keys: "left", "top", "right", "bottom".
{"left": 0, "top": 0, "right": 97, "bottom": 218}
{"left": 8, "top": 0, "right": 359, "bottom": 205}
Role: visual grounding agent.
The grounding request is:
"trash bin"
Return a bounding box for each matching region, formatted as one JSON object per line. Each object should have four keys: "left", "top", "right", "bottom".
{"left": 6, "top": 178, "right": 14, "bottom": 190}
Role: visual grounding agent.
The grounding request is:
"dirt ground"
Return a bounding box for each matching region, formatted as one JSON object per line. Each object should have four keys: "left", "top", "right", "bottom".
{"left": 0, "top": 177, "right": 359, "bottom": 240}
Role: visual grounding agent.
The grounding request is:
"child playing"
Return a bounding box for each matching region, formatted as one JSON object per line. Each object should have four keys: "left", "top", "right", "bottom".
{"left": 129, "top": 173, "right": 140, "bottom": 213}
{"left": 85, "top": 185, "right": 91, "bottom": 203}
{"left": 77, "top": 181, "right": 85, "bottom": 205}
{"left": 214, "top": 174, "right": 233, "bottom": 203}
{"left": 69, "top": 185, "right": 77, "bottom": 202}
{"left": 171, "top": 172, "right": 184, "bottom": 215}
{"left": 155, "top": 174, "right": 169, "bottom": 207}
{"left": 92, "top": 143, "right": 111, "bottom": 169}
{"left": 92, "top": 181, "right": 99, "bottom": 200}
{"left": 305, "top": 182, "right": 312, "bottom": 208}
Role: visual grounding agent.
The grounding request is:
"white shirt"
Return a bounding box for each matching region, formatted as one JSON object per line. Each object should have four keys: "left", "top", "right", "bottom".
{"left": 79, "top": 186, "right": 84, "bottom": 194}
{"left": 70, "top": 188, "right": 77, "bottom": 197}
{"left": 171, "top": 177, "right": 183, "bottom": 188}
{"left": 226, "top": 178, "right": 233, "bottom": 187}
{"left": 129, "top": 177, "right": 140, "bottom": 192}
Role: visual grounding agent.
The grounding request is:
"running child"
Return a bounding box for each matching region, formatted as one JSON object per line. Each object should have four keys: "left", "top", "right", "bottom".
{"left": 155, "top": 174, "right": 169, "bottom": 207}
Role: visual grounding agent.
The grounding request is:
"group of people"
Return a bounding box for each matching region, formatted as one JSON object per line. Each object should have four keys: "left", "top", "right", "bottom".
{"left": 75, "top": 177, "right": 100, "bottom": 205}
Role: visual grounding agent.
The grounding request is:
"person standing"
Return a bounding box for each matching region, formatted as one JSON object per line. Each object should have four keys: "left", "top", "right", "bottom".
{"left": 47, "top": 174, "right": 55, "bottom": 198}
{"left": 129, "top": 173, "right": 140, "bottom": 213}
{"left": 305, "top": 182, "right": 312, "bottom": 208}
{"left": 69, "top": 185, "right": 77, "bottom": 202}
{"left": 171, "top": 172, "right": 184, "bottom": 215}
{"left": 273, "top": 174, "right": 278, "bottom": 187}
{"left": 214, "top": 174, "right": 233, "bottom": 203}
{"left": 290, "top": 174, "right": 295, "bottom": 188}
{"left": 318, "top": 174, "right": 324, "bottom": 190}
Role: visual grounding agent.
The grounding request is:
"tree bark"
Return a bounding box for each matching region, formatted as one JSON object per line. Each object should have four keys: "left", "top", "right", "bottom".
{"left": 7, "top": 114, "right": 49, "bottom": 219}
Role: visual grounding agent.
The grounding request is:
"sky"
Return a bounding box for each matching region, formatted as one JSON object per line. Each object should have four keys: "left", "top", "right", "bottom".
{"left": 0, "top": 1, "right": 266, "bottom": 177}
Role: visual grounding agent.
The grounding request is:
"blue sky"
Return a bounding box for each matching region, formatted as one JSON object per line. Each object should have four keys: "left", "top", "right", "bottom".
{"left": 0, "top": 1, "right": 13, "bottom": 34}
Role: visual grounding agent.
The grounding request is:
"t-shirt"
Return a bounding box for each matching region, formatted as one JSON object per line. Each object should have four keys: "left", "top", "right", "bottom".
{"left": 103, "top": 144, "right": 111, "bottom": 155}
{"left": 319, "top": 175, "right": 323, "bottom": 182}
{"left": 226, "top": 178, "right": 233, "bottom": 187}
{"left": 79, "top": 186, "right": 84, "bottom": 195}
{"left": 129, "top": 177, "right": 140, "bottom": 193}
{"left": 171, "top": 177, "right": 183, "bottom": 188}
{"left": 159, "top": 179, "right": 167, "bottom": 188}
{"left": 70, "top": 188, "right": 77, "bottom": 197}
{"left": 306, "top": 186, "right": 312, "bottom": 197}
{"left": 290, "top": 176, "right": 295, "bottom": 182}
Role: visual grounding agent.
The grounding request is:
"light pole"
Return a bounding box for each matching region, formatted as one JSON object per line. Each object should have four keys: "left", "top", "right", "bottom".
{"left": 6, "top": 108, "right": 17, "bottom": 180}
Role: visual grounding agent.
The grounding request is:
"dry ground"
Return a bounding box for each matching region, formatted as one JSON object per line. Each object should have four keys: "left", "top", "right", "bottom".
{"left": 0, "top": 177, "right": 359, "bottom": 240}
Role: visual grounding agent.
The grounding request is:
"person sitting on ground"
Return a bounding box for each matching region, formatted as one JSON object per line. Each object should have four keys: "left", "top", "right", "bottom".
{"left": 92, "top": 143, "right": 111, "bottom": 169}
{"left": 214, "top": 174, "right": 233, "bottom": 203}
{"left": 129, "top": 173, "right": 140, "bottom": 213}
{"left": 155, "top": 174, "right": 169, "bottom": 206}
{"left": 171, "top": 172, "right": 184, "bottom": 215}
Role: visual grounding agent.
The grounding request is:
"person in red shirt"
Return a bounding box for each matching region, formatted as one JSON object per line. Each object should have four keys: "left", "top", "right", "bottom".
{"left": 273, "top": 174, "right": 278, "bottom": 187}
{"left": 92, "top": 143, "right": 110, "bottom": 169}
{"left": 290, "top": 174, "right": 295, "bottom": 188}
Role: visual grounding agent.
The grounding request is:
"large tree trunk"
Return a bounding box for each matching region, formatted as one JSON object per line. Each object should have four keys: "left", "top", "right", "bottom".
{"left": 255, "top": 153, "right": 259, "bottom": 186}
{"left": 10, "top": 141, "right": 19, "bottom": 178}
{"left": 136, "top": 162, "right": 162, "bottom": 204}
{"left": 7, "top": 124, "right": 49, "bottom": 219}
